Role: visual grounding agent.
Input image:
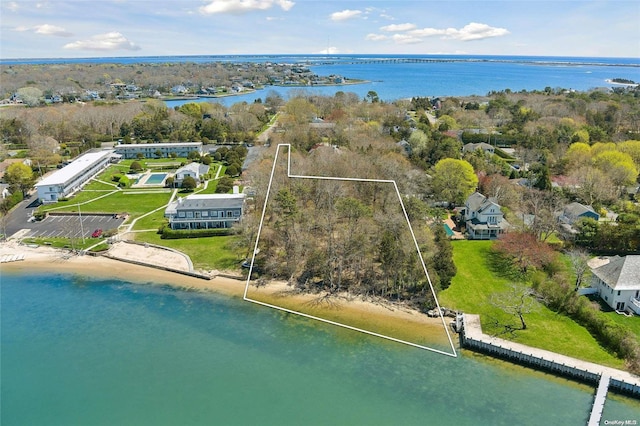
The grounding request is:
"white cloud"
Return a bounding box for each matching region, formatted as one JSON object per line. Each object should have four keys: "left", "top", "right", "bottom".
{"left": 365, "top": 33, "right": 387, "bottom": 41}
{"left": 63, "top": 32, "right": 141, "bottom": 51}
{"left": 391, "top": 34, "right": 422, "bottom": 44}
{"left": 5, "top": 2, "right": 19, "bottom": 12}
{"left": 380, "top": 23, "right": 415, "bottom": 32}
{"left": 380, "top": 13, "right": 394, "bottom": 21}
{"left": 199, "top": 0, "right": 294, "bottom": 15}
{"left": 317, "top": 46, "right": 340, "bottom": 54}
{"left": 409, "top": 22, "right": 509, "bottom": 41}
{"left": 14, "top": 24, "right": 73, "bottom": 37}
{"left": 35, "top": 24, "right": 73, "bottom": 37}
{"left": 330, "top": 9, "right": 362, "bottom": 21}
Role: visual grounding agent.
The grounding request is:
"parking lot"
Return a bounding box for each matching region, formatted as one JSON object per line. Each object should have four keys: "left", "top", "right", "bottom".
{"left": 22, "top": 214, "right": 126, "bottom": 240}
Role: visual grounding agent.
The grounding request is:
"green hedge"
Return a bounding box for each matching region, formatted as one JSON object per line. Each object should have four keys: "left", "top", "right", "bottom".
{"left": 161, "top": 227, "right": 234, "bottom": 239}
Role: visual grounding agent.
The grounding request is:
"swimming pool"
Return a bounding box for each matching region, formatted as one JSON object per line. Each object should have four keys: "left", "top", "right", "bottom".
{"left": 144, "top": 173, "right": 167, "bottom": 185}
{"left": 443, "top": 223, "right": 454, "bottom": 237}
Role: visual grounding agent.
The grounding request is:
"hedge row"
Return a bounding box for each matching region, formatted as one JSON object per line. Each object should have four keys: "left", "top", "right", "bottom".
{"left": 161, "top": 227, "right": 234, "bottom": 239}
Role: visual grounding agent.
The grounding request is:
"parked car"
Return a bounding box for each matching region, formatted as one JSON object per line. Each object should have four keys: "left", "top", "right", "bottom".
{"left": 91, "top": 229, "right": 103, "bottom": 238}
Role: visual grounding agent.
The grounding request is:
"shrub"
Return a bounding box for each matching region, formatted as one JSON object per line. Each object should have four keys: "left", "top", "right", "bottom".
{"left": 161, "top": 227, "right": 234, "bottom": 239}
{"left": 118, "top": 175, "right": 130, "bottom": 188}
{"left": 130, "top": 161, "right": 143, "bottom": 172}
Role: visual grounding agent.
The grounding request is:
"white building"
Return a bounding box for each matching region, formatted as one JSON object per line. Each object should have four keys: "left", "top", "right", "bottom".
{"left": 174, "top": 162, "right": 209, "bottom": 187}
{"left": 114, "top": 142, "right": 202, "bottom": 159}
{"left": 590, "top": 255, "right": 640, "bottom": 314}
{"left": 462, "top": 191, "right": 510, "bottom": 239}
{"left": 35, "top": 150, "right": 115, "bottom": 203}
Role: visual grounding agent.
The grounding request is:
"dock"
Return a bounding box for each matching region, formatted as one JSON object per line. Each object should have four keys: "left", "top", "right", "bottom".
{"left": 461, "top": 314, "right": 640, "bottom": 422}
{"left": 588, "top": 374, "right": 610, "bottom": 426}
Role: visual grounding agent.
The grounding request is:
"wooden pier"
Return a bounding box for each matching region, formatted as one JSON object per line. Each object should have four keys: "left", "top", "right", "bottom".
{"left": 588, "top": 374, "right": 610, "bottom": 426}
{"left": 461, "top": 314, "right": 640, "bottom": 423}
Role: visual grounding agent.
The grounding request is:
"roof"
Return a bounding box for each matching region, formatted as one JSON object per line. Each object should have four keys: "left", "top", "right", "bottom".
{"left": 466, "top": 191, "right": 500, "bottom": 214}
{"left": 591, "top": 255, "right": 640, "bottom": 291}
{"left": 115, "top": 142, "right": 202, "bottom": 150}
{"left": 165, "top": 193, "right": 245, "bottom": 214}
{"left": 176, "top": 162, "right": 209, "bottom": 176}
{"left": 463, "top": 142, "right": 494, "bottom": 152}
{"left": 562, "top": 202, "right": 599, "bottom": 222}
{"left": 35, "top": 150, "right": 114, "bottom": 187}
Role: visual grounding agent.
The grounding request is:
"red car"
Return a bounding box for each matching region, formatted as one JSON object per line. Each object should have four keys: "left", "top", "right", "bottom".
{"left": 91, "top": 229, "right": 103, "bottom": 238}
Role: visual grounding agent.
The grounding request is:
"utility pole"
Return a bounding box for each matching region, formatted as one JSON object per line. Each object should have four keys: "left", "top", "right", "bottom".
{"left": 78, "top": 202, "right": 85, "bottom": 244}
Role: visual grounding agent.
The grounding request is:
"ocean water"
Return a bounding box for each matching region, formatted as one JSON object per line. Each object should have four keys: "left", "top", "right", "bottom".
{"left": 158, "top": 55, "right": 640, "bottom": 107}
{"left": 2, "top": 273, "right": 639, "bottom": 425}
{"left": 2, "top": 54, "right": 637, "bottom": 106}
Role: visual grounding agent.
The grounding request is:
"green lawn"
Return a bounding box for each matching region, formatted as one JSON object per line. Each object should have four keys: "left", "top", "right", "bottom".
{"left": 439, "top": 240, "right": 625, "bottom": 369}
{"left": 133, "top": 231, "right": 242, "bottom": 271}
{"left": 42, "top": 191, "right": 172, "bottom": 217}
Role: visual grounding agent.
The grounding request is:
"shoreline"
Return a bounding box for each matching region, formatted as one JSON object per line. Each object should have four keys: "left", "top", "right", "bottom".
{"left": 0, "top": 242, "right": 453, "bottom": 350}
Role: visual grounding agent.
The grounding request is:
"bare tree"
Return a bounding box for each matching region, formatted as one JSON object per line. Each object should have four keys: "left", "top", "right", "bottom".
{"left": 490, "top": 283, "right": 539, "bottom": 331}
{"left": 567, "top": 248, "right": 590, "bottom": 290}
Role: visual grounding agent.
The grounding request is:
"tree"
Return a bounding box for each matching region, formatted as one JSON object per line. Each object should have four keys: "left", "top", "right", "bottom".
{"left": 181, "top": 176, "right": 197, "bottom": 191}
{"left": 165, "top": 176, "right": 175, "bottom": 188}
{"left": 130, "top": 161, "right": 143, "bottom": 172}
{"left": 490, "top": 283, "right": 538, "bottom": 330}
{"left": 493, "top": 231, "right": 556, "bottom": 275}
{"left": 17, "top": 87, "right": 43, "bottom": 107}
{"left": 215, "top": 177, "right": 234, "bottom": 193}
{"left": 4, "top": 162, "right": 35, "bottom": 197}
{"left": 430, "top": 158, "right": 478, "bottom": 205}
{"left": 366, "top": 90, "right": 380, "bottom": 103}
{"left": 566, "top": 248, "right": 590, "bottom": 290}
{"left": 431, "top": 222, "right": 456, "bottom": 289}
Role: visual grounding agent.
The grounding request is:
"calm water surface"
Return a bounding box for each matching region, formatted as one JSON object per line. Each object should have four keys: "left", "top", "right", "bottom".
{"left": 2, "top": 273, "right": 639, "bottom": 425}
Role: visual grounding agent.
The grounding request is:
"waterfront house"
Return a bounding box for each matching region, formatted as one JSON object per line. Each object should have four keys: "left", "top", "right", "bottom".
{"left": 164, "top": 193, "right": 246, "bottom": 230}
{"left": 589, "top": 255, "right": 640, "bottom": 314}
{"left": 461, "top": 191, "right": 509, "bottom": 239}
{"left": 35, "top": 150, "right": 116, "bottom": 203}
{"left": 174, "top": 162, "right": 209, "bottom": 187}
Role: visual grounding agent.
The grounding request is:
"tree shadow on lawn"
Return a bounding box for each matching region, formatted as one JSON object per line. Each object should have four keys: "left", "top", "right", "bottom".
{"left": 486, "top": 248, "right": 526, "bottom": 282}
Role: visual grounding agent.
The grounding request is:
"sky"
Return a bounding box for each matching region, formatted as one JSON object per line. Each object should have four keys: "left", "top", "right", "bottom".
{"left": 1, "top": 0, "right": 639, "bottom": 59}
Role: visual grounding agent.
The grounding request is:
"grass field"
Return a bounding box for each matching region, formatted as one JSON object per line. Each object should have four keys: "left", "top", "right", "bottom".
{"left": 439, "top": 240, "right": 625, "bottom": 369}
{"left": 133, "top": 231, "right": 241, "bottom": 271}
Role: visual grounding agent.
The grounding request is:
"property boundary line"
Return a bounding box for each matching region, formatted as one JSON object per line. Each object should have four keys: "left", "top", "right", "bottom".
{"left": 243, "top": 144, "right": 458, "bottom": 358}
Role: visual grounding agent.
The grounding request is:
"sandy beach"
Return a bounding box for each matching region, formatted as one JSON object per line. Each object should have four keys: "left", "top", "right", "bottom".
{"left": 1, "top": 240, "right": 455, "bottom": 351}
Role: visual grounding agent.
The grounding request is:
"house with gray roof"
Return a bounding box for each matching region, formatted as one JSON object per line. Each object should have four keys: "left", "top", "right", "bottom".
{"left": 590, "top": 255, "right": 640, "bottom": 314}
{"left": 559, "top": 202, "right": 600, "bottom": 226}
{"left": 462, "top": 142, "right": 495, "bottom": 155}
{"left": 462, "top": 191, "right": 510, "bottom": 239}
{"left": 174, "top": 162, "right": 209, "bottom": 187}
{"left": 164, "top": 193, "right": 246, "bottom": 230}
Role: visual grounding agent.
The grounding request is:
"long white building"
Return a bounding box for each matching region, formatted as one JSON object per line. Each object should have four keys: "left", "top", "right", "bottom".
{"left": 114, "top": 142, "right": 202, "bottom": 159}
{"left": 35, "top": 150, "right": 115, "bottom": 203}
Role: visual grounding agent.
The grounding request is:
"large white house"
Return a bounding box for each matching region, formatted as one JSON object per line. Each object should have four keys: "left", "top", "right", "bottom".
{"left": 164, "top": 193, "right": 246, "bottom": 230}
{"left": 590, "top": 255, "right": 640, "bottom": 314}
{"left": 35, "top": 150, "right": 115, "bottom": 203}
{"left": 461, "top": 191, "right": 510, "bottom": 239}
{"left": 114, "top": 142, "right": 202, "bottom": 159}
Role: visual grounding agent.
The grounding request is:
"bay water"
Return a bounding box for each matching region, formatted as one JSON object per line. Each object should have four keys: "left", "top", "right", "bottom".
{"left": 2, "top": 272, "right": 639, "bottom": 425}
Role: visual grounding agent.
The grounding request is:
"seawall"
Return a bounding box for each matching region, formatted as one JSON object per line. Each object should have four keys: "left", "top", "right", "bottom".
{"left": 460, "top": 314, "right": 640, "bottom": 398}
